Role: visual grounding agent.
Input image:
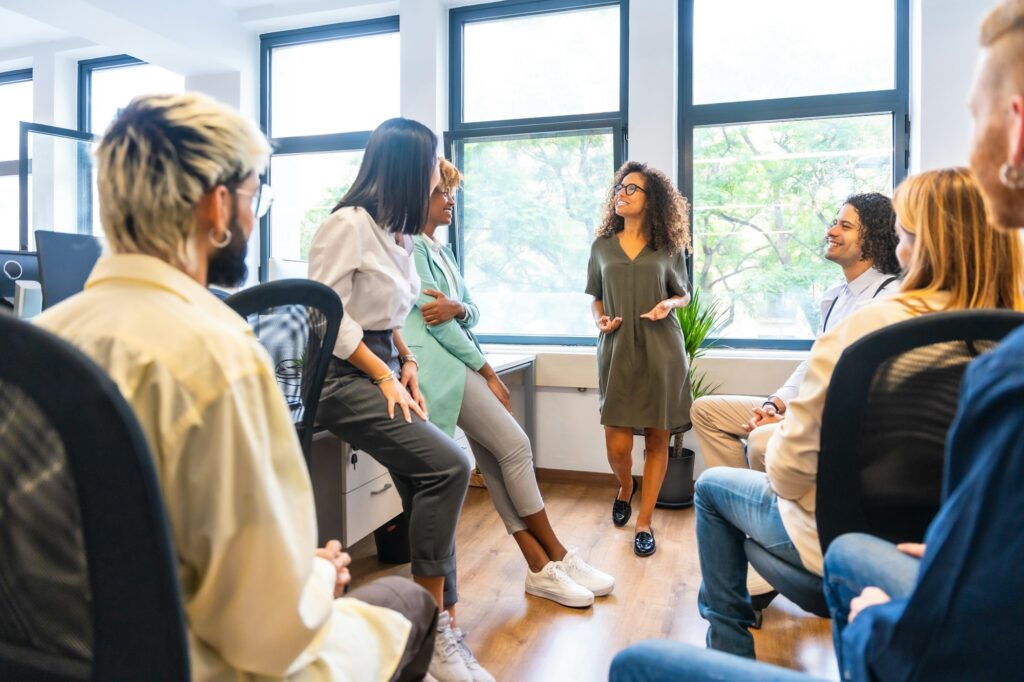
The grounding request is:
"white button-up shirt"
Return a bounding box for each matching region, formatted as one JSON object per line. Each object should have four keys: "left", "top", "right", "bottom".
{"left": 773, "top": 267, "right": 900, "bottom": 406}
{"left": 308, "top": 207, "right": 421, "bottom": 360}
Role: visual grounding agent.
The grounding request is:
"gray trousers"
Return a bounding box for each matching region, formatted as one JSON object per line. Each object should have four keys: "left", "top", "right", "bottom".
{"left": 318, "top": 339, "right": 471, "bottom": 607}
{"left": 347, "top": 576, "right": 438, "bottom": 682}
{"left": 457, "top": 368, "right": 544, "bottom": 535}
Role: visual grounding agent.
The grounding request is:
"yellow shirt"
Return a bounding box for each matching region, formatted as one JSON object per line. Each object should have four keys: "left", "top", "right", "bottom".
{"left": 36, "top": 254, "right": 410, "bottom": 682}
{"left": 765, "top": 292, "right": 951, "bottom": 576}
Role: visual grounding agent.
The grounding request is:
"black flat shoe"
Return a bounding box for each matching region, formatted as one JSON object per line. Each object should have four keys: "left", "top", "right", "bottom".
{"left": 750, "top": 590, "right": 779, "bottom": 630}
{"left": 612, "top": 476, "right": 640, "bottom": 527}
{"left": 634, "top": 529, "right": 656, "bottom": 557}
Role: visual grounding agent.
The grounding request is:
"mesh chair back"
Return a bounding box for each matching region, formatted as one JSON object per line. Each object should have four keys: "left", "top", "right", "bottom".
{"left": 0, "top": 315, "right": 188, "bottom": 681}
{"left": 225, "top": 279, "right": 343, "bottom": 463}
{"left": 817, "top": 310, "right": 1024, "bottom": 554}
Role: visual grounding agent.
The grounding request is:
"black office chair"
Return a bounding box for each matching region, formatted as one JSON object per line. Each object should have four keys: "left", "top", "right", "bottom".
{"left": 225, "top": 279, "right": 343, "bottom": 464}
{"left": 0, "top": 316, "right": 189, "bottom": 680}
{"left": 745, "top": 310, "right": 1024, "bottom": 618}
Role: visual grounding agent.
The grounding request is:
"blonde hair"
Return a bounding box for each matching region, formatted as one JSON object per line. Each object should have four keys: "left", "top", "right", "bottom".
{"left": 438, "top": 158, "right": 462, "bottom": 193}
{"left": 893, "top": 167, "right": 1024, "bottom": 313}
{"left": 95, "top": 92, "right": 270, "bottom": 271}
{"left": 980, "top": 0, "right": 1024, "bottom": 45}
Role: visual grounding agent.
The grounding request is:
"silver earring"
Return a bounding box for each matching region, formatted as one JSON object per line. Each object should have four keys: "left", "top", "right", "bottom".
{"left": 209, "top": 229, "right": 232, "bottom": 248}
{"left": 999, "top": 162, "right": 1024, "bottom": 190}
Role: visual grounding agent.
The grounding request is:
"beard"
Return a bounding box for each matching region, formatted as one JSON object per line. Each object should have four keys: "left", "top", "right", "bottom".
{"left": 207, "top": 215, "right": 249, "bottom": 288}
{"left": 969, "top": 120, "right": 1024, "bottom": 230}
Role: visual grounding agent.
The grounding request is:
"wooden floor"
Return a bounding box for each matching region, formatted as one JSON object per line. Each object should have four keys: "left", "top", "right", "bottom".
{"left": 349, "top": 480, "right": 838, "bottom": 682}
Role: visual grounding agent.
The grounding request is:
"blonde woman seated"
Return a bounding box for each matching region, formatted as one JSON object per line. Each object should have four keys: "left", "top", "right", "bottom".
{"left": 694, "top": 167, "right": 1024, "bottom": 659}
{"left": 403, "top": 159, "right": 615, "bottom": 609}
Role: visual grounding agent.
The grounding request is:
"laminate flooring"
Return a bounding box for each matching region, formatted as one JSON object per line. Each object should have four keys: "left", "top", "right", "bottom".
{"left": 348, "top": 480, "right": 838, "bottom": 682}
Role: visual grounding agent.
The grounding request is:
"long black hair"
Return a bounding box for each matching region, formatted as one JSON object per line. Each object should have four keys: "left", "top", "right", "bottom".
{"left": 333, "top": 118, "right": 438, "bottom": 235}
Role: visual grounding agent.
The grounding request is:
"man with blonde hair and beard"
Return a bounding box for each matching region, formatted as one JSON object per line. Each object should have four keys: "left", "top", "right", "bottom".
{"left": 36, "top": 92, "right": 438, "bottom": 681}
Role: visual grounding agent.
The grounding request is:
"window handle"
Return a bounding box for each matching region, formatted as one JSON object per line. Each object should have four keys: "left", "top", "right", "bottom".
{"left": 370, "top": 482, "right": 393, "bottom": 496}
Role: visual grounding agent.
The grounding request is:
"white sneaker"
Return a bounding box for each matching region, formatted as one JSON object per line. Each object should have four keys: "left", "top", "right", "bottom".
{"left": 525, "top": 561, "right": 595, "bottom": 608}
{"left": 452, "top": 627, "right": 496, "bottom": 682}
{"left": 429, "top": 612, "right": 472, "bottom": 682}
{"left": 558, "top": 547, "right": 615, "bottom": 597}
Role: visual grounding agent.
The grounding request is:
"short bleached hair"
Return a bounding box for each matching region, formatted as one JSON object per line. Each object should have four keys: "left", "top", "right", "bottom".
{"left": 95, "top": 92, "right": 270, "bottom": 269}
{"left": 980, "top": 0, "right": 1024, "bottom": 46}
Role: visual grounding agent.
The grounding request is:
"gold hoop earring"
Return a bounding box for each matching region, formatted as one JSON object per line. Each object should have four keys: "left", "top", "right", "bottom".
{"left": 999, "top": 162, "right": 1024, "bottom": 190}
{"left": 209, "top": 229, "right": 232, "bottom": 249}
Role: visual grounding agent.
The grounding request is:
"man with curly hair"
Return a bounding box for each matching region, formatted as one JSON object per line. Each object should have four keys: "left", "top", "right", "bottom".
{"left": 692, "top": 193, "right": 901, "bottom": 476}
{"left": 689, "top": 194, "right": 900, "bottom": 614}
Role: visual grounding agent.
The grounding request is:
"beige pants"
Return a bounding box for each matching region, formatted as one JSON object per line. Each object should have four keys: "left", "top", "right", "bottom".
{"left": 690, "top": 395, "right": 779, "bottom": 472}
{"left": 690, "top": 395, "right": 779, "bottom": 596}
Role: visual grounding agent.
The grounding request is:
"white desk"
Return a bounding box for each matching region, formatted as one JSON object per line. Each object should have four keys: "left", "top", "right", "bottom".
{"left": 310, "top": 352, "right": 537, "bottom": 547}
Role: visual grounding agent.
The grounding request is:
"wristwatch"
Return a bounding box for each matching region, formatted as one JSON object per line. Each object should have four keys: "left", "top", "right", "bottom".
{"left": 399, "top": 354, "right": 419, "bottom": 367}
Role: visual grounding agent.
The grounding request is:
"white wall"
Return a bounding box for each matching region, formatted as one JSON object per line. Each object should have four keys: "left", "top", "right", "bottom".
{"left": 910, "top": 0, "right": 993, "bottom": 171}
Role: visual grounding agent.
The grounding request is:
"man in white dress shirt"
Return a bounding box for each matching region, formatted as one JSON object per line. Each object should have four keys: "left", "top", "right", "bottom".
{"left": 691, "top": 193, "right": 901, "bottom": 474}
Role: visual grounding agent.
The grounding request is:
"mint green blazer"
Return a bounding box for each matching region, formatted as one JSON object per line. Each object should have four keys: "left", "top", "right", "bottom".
{"left": 404, "top": 235, "right": 486, "bottom": 437}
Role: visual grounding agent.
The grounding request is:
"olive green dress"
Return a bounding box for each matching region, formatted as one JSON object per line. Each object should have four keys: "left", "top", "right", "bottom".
{"left": 585, "top": 234, "right": 692, "bottom": 430}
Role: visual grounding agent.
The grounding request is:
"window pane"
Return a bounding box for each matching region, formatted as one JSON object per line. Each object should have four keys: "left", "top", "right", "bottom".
{"left": 269, "top": 151, "right": 363, "bottom": 261}
{"left": 463, "top": 6, "right": 619, "bottom": 122}
{"left": 692, "top": 115, "right": 893, "bottom": 341}
{"left": 0, "top": 79, "right": 32, "bottom": 160}
{"left": 455, "top": 130, "right": 614, "bottom": 338}
{"left": 270, "top": 33, "right": 399, "bottom": 137}
{"left": 693, "top": 0, "right": 895, "bottom": 104}
{"left": 90, "top": 63, "right": 185, "bottom": 133}
{"left": 0, "top": 175, "right": 18, "bottom": 250}
{"left": 24, "top": 131, "right": 99, "bottom": 248}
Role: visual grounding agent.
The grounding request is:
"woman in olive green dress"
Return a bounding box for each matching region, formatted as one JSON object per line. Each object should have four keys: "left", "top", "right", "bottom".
{"left": 586, "top": 161, "right": 692, "bottom": 557}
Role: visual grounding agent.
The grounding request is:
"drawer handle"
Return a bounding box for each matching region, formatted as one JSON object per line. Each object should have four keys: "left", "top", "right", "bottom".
{"left": 370, "top": 483, "right": 393, "bottom": 496}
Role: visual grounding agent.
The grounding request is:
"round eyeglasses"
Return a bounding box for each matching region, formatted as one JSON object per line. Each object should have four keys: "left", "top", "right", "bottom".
{"left": 614, "top": 183, "right": 647, "bottom": 196}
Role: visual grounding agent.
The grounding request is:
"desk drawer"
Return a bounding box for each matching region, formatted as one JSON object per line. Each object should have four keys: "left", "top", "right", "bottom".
{"left": 342, "top": 472, "right": 403, "bottom": 547}
{"left": 311, "top": 431, "right": 390, "bottom": 494}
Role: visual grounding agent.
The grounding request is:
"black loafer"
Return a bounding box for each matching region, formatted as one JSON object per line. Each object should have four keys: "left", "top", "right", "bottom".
{"left": 750, "top": 590, "right": 778, "bottom": 630}
{"left": 634, "top": 530, "right": 656, "bottom": 557}
{"left": 612, "top": 476, "right": 640, "bottom": 527}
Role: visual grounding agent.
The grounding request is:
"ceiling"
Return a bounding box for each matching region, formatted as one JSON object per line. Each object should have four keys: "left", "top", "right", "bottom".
{"left": 0, "top": 7, "right": 72, "bottom": 51}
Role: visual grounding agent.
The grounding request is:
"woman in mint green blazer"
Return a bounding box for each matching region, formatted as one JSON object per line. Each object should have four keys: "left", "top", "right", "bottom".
{"left": 404, "top": 160, "right": 615, "bottom": 610}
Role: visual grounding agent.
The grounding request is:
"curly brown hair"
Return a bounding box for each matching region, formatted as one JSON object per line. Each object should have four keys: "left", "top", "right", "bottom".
{"left": 596, "top": 161, "right": 691, "bottom": 254}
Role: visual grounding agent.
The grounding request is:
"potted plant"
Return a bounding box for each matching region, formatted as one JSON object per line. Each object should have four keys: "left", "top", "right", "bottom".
{"left": 656, "top": 287, "right": 725, "bottom": 508}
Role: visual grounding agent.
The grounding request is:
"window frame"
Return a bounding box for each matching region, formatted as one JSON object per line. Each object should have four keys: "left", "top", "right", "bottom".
{"left": 77, "top": 54, "right": 145, "bottom": 134}
{"left": 678, "top": 0, "right": 911, "bottom": 350}
{"left": 0, "top": 69, "right": 32, "bottom": 183}
{"left": 447, "top": 0, "right": 629, "bottom": 346}
{"left": 258, "top": 16, "right": 400, "bottom": 281}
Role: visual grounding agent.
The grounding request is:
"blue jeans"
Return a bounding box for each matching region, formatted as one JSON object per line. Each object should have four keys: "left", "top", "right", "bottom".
{"left": 610, "top": 640, "right": 829, "bottom": 682}
{"left": 695, "top": 468, "right": 803, "bottom": 658}
{"left": 823, "top": 533, "right": 919, "bottom": 671}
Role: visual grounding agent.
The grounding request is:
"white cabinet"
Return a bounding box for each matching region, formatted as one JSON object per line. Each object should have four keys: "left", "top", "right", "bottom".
{"left": 310, "top": 431, "right": 403, "bottom": 547}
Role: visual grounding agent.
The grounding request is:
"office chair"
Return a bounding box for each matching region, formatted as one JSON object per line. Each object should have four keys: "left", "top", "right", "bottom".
{"left": 0, "top": 316, "right": 189, "bottom": 681}
{"left": 225, "top": 279, "right": 343, "bottom": 465}
{"left": 745, "top": 310, "right": 1024, "bottom": 618}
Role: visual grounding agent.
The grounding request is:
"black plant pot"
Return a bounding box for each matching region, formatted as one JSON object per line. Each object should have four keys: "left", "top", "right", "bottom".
{"left": 656, "top": 434, "right": 695, "bottom": 509}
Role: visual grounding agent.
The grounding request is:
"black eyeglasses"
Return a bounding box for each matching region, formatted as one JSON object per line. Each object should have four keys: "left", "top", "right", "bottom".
{"left": 614, "top": 183, "right": 647, "bottom": 196}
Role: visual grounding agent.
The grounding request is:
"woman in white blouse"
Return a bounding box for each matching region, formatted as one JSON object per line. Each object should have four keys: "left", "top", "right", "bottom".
{"left": 309, "top": 118, "right": 492, "bottom": 682}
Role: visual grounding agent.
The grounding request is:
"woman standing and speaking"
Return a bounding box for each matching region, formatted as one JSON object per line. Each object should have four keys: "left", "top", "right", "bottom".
{"left": 586, "top": 161, "right": 692, "bottom": 557}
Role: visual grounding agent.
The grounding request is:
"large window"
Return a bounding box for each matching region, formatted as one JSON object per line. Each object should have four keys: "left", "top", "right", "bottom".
{"left": 681, "top": 0, "right": 909, "bottom": 348}
{"left": 260, "top": 18, "right": 400, "bottom": 275}
{"left": 449, "top": 0, "right": 627, "bottom": 344}
{"left": 78, "top": 55, "right": 185, "bottom": 134}
{"left": 0, "top": 70, "right": 32, "bottom": 250}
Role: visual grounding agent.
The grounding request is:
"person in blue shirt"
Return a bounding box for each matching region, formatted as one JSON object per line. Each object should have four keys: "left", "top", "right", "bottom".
{"left": 610, "top": 2, "right": 1024, "bottom": 679}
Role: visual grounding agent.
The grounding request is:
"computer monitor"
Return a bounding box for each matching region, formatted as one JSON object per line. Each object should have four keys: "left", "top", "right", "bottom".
{"left": 0, "top": 250, "right": 40, "bottom": 307}
{"left": 35, "top": 231, "right": 102, "bottom": 310}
